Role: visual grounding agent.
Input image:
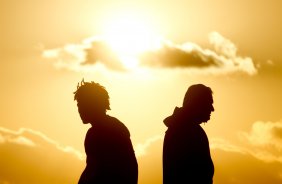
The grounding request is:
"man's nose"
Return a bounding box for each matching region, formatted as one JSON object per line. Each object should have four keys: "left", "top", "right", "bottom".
{"left": 211, "top": 105, "right": 214, "bottom": 112}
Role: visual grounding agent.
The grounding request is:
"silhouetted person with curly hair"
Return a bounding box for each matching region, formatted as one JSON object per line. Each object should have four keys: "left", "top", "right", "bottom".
{"left": 163, "top": 84, "right": 214, "bottom": 184}
{"left": 74, "top": 80, "right": 138, "bottom": 184}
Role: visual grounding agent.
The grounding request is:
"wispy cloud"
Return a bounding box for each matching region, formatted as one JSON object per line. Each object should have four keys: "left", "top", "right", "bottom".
{"left": 0, "top": 127, "right": 36, "bottom": 147}
{"left": 0, "top": 127, "right": 84, "bottom": 159}
{"left": 240, "top": 121, "right": 282, "bottom": 149}
{"left": 139, "top": 32, "right": 257, "bottom": 75}
{"left": 238, "top": 120, "right": 282, "bottom": 163}
{"left": 212, "top": 146, "right": 282, "bottom": 184}
{"left": 210, "top": 120, "right": 282, "bottom": 164}
{"left": 209, "top": 135, "right": 282, "bottom": 183}
{"left": 42, "top": 32, "right": 257, "bottom": 75}
{"left": 0, "top": 126, "right": 84, "bottom": 183}
{"left": 210, "top": 137, "right": 246, "bottom": 154}
{"left": 134, "top": 135, "right": 163, "bottom": 157}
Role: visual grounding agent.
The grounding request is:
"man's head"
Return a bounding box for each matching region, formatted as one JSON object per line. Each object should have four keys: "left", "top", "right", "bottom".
{"left": 182, "top": 84, "right": 214, "bottom": 123}
{"left": 74, "top": 80, "right": 110, "bottom": 124}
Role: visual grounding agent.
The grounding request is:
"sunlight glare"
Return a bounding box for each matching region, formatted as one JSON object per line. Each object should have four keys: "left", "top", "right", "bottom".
{"left": 102, "top": 13, "right": 162, "bottom": 69}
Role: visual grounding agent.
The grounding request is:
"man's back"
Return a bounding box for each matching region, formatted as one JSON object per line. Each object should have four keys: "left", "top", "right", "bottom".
{"left": 74, "top": 80, "right": 138, "bottom": 183}
{"left": 163, "top": 106, "right": 214, "bottom": 184}
{"left": 79, "top": 115, "right": 138, "bottom": 184}
{"left": 163, "top": 122, "right": 214, "bottom": 183}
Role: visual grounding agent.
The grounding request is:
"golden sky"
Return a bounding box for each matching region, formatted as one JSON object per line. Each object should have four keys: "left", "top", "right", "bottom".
{"left": 1, "top": 0, "right": 282, "bottom": 183}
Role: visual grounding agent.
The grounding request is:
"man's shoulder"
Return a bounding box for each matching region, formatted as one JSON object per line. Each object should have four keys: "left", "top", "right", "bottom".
{"left": 105, "top": 115, "right": 130, "bottom": 137}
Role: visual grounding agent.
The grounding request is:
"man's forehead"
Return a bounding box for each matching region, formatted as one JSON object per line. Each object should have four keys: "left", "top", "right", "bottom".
{"left": 205, "top": 95, "right": 213, "bottom": 103}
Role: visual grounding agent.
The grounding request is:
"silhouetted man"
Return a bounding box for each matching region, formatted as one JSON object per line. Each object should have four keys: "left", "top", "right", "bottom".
{"left": 163, "top": 84, "right": 214, "bottom": 184}
{"left": 74, "top": 80, "right": 138, "bottom": 184}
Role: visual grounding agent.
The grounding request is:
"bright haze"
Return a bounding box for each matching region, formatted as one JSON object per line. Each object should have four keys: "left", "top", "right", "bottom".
{"left": 1, "top": 0, "right": 282, "bottom": 183}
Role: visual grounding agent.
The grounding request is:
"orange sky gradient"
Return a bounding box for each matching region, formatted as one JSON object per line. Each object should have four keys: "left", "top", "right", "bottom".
{"left": 1, "top": 0, "right": 282, "bottom": 183}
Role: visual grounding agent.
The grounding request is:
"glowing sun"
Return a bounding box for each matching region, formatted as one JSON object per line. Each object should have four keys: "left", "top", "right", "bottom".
{"left": 102, "top": 13, "right": 162, "bottom": 69}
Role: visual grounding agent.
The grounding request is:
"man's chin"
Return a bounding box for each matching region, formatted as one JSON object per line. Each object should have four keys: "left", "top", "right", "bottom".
{"left": 82, "top": 120, "right": 90, "bottom": 124}
{"left": 202, "top": 117, "right": 210, "bottom": 123}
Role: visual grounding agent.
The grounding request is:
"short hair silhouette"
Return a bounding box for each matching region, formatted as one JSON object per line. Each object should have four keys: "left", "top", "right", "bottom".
{"left": 74, "top": 79, "right": 138, "bottom": 184}
{"left": 183, "top": 84, "right": 213, "bottom": 108}
{"left": 74, "top": 79, "right": 110, "bottom": 110}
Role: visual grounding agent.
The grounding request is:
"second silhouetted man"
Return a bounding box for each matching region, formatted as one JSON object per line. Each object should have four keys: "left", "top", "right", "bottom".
{"left": 163, "top": 84, "right": 214, "bottom": 184}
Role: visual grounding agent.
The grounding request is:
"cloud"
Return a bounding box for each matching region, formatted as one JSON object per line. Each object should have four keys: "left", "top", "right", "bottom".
{"left": 240, "top": 121, "right": 282, "bottom": 149}
{"left": 83, "top": 39, "right": 125, "bottom": 71}
{"left": 140, "top": 32, "right": 257, "bottom": 75}
{"left": 210, "top": 137, "right": 247, "bottom": 154}
{"left": 211, "top": 120, "right": 282, "bottom": 164}
{"left": 135, "top": 135, "right": 163, "bottom": 184}
{"left": 212, "top": 148, "right": 282, "bottom": 184}
{"left": 42, "top": 32, "right": 257, "bottom": 75}
{"left": 209, "top": 136, "right": 282, "bottom": 183}
{"left": 0, "top": 127, "right": 84, "bottom": 159}
{"left": 0, "top": 127, "right": 84, "bottom": 184}
{"left": 134, "top": 135, "right": 163, "bottom": 157}
{"left": 208, "top": 121, "right": 282, "bottom": 183}
{"left": 238, "top": 120, "right": 282, "bottom": 163}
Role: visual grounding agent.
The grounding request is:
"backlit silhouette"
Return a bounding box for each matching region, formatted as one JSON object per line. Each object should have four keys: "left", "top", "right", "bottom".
{"left": 163, "top": 84, "right": 214, "bottom": 184}
{"left": 74, "top": 80, "right": 138, "bottom": 184}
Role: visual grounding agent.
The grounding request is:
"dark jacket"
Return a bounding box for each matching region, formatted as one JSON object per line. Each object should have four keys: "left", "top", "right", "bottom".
{"left": 79, "top": 115, "right": 138, "bottom": 184}
{"left": 163, "top": 107, "right": 214, "bottom": 184}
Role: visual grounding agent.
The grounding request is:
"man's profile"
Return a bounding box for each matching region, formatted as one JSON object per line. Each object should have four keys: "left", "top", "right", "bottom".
{"left": 74, "top": 79, "right": 138, "bottom": 184}
{"left": 163, "top": 84, "right": 214, "bottom": 184}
